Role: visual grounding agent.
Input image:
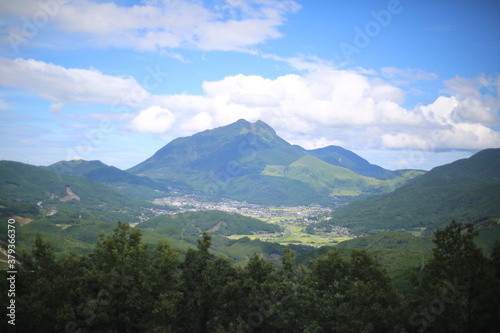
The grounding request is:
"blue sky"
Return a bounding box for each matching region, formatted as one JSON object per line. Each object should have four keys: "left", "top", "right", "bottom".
{"left": 1, "top": 0, "right": 499, "bottom": 170}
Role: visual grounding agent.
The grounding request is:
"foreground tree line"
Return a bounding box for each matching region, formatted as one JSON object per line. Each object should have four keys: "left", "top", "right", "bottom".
{"left": 1, "top": 220, "right": 500, "bottom": 333}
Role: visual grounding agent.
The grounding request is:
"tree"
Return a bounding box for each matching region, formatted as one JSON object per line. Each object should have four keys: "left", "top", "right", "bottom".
{"left": 76, "top": 222, "right": 159, "bottom": 332}
{"left": 14, "top": 235, "right": 86, "bottom": 333}
{"left": 407, "top": 220, "right": 497, "bottom": 333}
{"left": 304, "top": 249, "right": 401, "bottom": 333}
{"left": 149, "top": 240, "right": 182, "bottom": 333}
{"left": 177, "top": 232, "right": 239, "bottom": 333}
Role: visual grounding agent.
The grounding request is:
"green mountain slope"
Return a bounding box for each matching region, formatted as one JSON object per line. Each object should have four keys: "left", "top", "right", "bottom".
{"left": 216, "top": 174, "right": 327, "bottom": 205}
{"left": 137, "top": 210, "right": 281, "bottom": 237}
{"left": 327, "top": 148, "right": 500, "bottom": 234}
{"left": 306, "top": 145, "right": 393, "bottom": 179}
{"left": 129, "top": 119, "right": 305, "bottom": 178}
{"left": 0, "top": 160, "right": 156, "bottom": 223}
{"left": 262, "top": 155, "right": 425, "bottom": 197}
{"left": 128, "top": 119, "right": 317, "bottom": 204}
{"left": 45, "top": 160, "right": 170, "bottom": 199}
{"left": 335, "top": 231, "right": 434, "bottom": 252}
{"left": 127, "top": 119, "right": 423, "bottom": 205}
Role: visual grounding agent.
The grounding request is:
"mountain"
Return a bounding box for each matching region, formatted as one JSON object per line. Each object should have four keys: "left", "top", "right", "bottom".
{"left": 0, "top": 160, "right": 157, "bottom": 223}
{"left": 306, "top": 145, "right": 393, "bottom": 179}
{"left": 326, "top": 148, "right": 500, "bottom": 234}
{"left": 128, "top": 119, "right": 305, "bottom": 177}
{"left": 129, "top": 119, "right": 423, "bottom": 205}
{"left": 45, "top": 160, "right": 170, "bottom": 199}
{"left": 261, "top": 154, "right": 424, "bottom": 198}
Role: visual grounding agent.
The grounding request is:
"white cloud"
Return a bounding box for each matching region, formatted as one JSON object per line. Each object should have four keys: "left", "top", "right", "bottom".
{"left": 381, "top": 133, "right": 432, "bottom": 150}
{"left": 168, "top": 71, "right": 499, "bottom": 151}
{"left": 433, "top": 123, "right": 500, "bottom": 149}
{"left": 418, "top": 96, "right": 459, "bottom": 125}
{"left": 442, "top": 75, "right": 500, "bottom": 125}
{"left": 0, "top": 0, "right": 300, "bottom": 52}
{"left": 179, "top": 111, "right": 214, "bottom": 133}
{"left": 128, "top": 105, "right": 176, "bottom": 134}
{"left": 1, "top": 55, "right": 498, "bottom": 152}
{"left": 0, "top": 57, "right": 149, "bottom": 105}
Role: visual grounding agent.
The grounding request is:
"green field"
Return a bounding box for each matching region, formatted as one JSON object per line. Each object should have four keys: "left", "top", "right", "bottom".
{"left": 228, "top": 220, "right": 353, "bottom": 247}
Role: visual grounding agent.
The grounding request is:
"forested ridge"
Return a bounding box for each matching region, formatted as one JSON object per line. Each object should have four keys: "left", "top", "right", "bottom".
{"left": 1, "top": 220, "right": 499, "bottom": 333}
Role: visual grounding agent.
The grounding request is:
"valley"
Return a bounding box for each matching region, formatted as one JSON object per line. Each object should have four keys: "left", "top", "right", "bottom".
{"left": 227, "top": 220, "right": 353, "bottom": 247}
{"left": 152, "top": 195, "right": 334, "bottom": 220}
{"left": 149, "top": 195, "right": 348, "bottom": 247}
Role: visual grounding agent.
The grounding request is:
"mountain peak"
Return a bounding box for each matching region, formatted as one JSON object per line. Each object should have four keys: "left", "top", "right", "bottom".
{"left": 253, "top": 119, "right": 276, "bottom": 135}
{"left": 231, "top": 119, "right": 276, "bottom": 135}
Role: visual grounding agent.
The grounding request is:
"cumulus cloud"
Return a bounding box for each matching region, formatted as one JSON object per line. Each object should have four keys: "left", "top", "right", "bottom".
{"left": 128, "top": 106, "right": 176, "bottom": 134}
{"left": 1, "top": 55, "right": 498, "bottom": 151}
{"left": 168, "top": 71, "right": 499, "bottom": 151}
{"left": 196, "top": 70, "right": 414, "bottom": 129}
{"left": 0, "top": 0, "right": 300, "bottom": 52}
{"left": 442, "top": 75, "right": 500, "bottom": 125}
{"left": 0, "top": 57, "right": 149, "bottom": 105}
{"left": 381, "top": 133, "right": 432, "bottom": 150}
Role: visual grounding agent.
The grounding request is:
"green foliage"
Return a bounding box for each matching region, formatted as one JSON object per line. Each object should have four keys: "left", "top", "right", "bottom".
{"left": 406, "top": 220, "right": 500, "bottom": 333}
{"left": 6, "top": 220, "right": 500, "bottom": 333}
{"left": 336, "top": 231, "right": 434, "bottom": 252}
{"left": 137, "top": 210, "right": 281, "bottom": 236}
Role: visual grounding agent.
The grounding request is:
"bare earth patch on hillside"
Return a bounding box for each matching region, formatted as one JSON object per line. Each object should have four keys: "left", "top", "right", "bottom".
{"left": 60, "top": 186, "right": 81, "bottom": 202}
{"left": 12, "top": 216, "right": 34, "bottom": 226}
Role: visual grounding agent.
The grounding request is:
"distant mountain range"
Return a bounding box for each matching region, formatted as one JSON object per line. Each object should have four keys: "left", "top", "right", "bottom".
{"left": 45, "top": 159, "right": 170, "bottom": 199}
{"left": 127, "top": 119, "right": 424, "bottom": 204}
{"left": 0, "top": 160, "right": 157, "bottom": 223}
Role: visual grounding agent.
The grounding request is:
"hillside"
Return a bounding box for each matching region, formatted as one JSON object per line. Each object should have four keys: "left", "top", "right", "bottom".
{"left": 262, "top": 155, "right": 424, "bottom": 197}
{"left": 306, "top": 145, "right": 393, "bottom": 179}
{"left": 45, "top": 160, "right": 170, "bottom": 199}
{"left": 326, "top": 148, "right": 500, "bottom": 234}
{"left": 128, "top": 119, "right": 423, "bottom": 205}
{"left": 136, "top": 210, "right": 282, "bottom": 237}
{"left": 0, "top": 160, "right": 159, "bottom": 224}
{"left": 335, "top": 231, "right": 434, "bottom": 252}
